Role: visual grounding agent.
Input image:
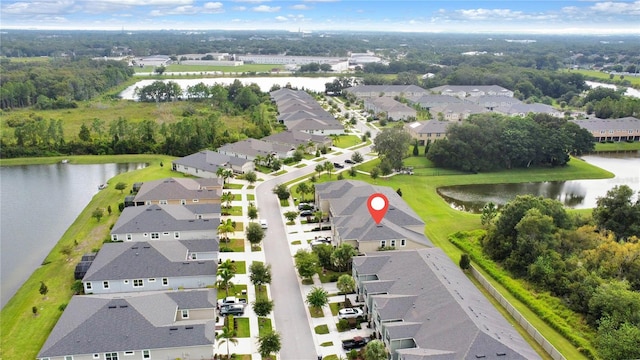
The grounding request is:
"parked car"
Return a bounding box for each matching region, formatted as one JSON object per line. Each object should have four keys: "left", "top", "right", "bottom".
{"left": 310, "top": 238, "right": 331, "bottom": 247}
{"left": 300, "top": 210, "right": 314, "bottom": 217}
{"left": 338, "top": 307, "right": 364, "bottom": 320}
{"left": 217, "top": 296, "right": 246, "bottom": 309}
{"left": 220, "top": 304, "right": 245, "bottom": 316}
{"left": 342, "top": 336, "right": 369, "bottom": 350}
{"left": 344, "top": 159, "right": 355, "bottom": 164}
{"left": 260, "top": 219, "right": 268, "bottom": 229}
{"left": 298, "top": 203, "right": 315, "bottom": 211}
{"left": 333, "top": 162, "right": 345, "bottom": 169}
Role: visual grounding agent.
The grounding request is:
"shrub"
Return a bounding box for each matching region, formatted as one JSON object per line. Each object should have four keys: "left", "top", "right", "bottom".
{"left": 337, "top": 319, "right": 350, "bottom": 332}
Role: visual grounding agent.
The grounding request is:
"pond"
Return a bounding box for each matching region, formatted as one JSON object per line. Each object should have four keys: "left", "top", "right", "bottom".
{"left": 437, "top": 153, "right": 640, "bottom": 213}
{"left": 0, "top": 162, "right": 146, "bottom": 308}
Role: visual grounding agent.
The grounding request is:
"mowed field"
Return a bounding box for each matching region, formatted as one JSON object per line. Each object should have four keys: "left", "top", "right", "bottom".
{"left": 134, "top": 63, "right": 285, "bottom": 73}
{"left": 565, "top": 69, "right": 640, "bottom": 87}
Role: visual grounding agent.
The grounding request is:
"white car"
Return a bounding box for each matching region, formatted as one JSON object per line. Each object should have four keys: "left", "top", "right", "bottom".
{"left": 338, "top": 307, "right": 364, "bottom": 320}
{"left": 260, "top": 219, "right": 268, "bottom": 229}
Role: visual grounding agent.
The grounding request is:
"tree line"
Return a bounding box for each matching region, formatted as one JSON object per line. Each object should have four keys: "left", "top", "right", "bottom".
{"left": 426, "top": 113, "right": 595, "bottom": 172}
{"left": 479, "top": 186, "right": 640, "bottom": 359}
{"left": 0, "top": 58, "right": 134, "bottom": 110}
{"left": 1, "top": 80, "right": 278, "bottom": 158}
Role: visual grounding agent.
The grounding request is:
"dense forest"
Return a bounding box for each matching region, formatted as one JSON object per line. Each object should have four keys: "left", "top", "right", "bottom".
{"left": 0, "top": 58, "right": 133, "bottom": 109}
{"left": 476, "top": 187, "right": 640, "bottom": 359}
{"left": 426, "top": 113, "right": 595, "bottom": 172}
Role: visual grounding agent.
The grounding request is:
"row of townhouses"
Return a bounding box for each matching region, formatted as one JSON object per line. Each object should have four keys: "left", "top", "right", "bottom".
{"left": 314, "top": 180, "right": 541, "bottom": 360}
{"left": 38, "top": 178, "right": 223, "bottom": 360}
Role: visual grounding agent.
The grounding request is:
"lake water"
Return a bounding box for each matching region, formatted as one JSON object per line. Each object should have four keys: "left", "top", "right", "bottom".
{"left": 0, "top": 163, "right": 146, "bottom": 308}
{"left": 438, "top": 153, "right": 640, "bottom": 213}
{"left": 585, "top": 80, "right": 640, "bottom": 98}
{"left": 119, "top": 76, "right": 336, "bottom": 100}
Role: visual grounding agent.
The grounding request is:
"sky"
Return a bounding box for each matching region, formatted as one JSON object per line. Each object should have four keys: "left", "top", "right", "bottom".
{"left": 1, "top": 0, "right": 639, "bottom": 35}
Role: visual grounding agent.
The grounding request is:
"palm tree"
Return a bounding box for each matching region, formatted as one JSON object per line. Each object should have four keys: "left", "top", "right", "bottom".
{"left": 221, "top": 191, "right": 235, "bottom": 209}
{"left": 296, "top": 182, "right": 310, "bottom": 202}
{"left": 364, "top": 340, "right": 387, "bottom": 360}
{"left": 315, "top": 164, "right": 325, "bottom": 177}
{"left": 257, "top": 331, "right": 281, "bottom": 359}
{"left": 217, "top": 267, "right": 235, "bottom": 297}
{"left": 222, "top": 168, "right": 234, "bottom": 184}
{"left": 217, "top": 220, "right": 234, "bottom": 242}
{"left": 216, "top": 326, "right": 238, "bottom": 359}
{"left": 323, "top": 161, "right": 334, "bottom": 178}
{"left": 306, "top": 286, "right": 329, "bottom": 309}
{"left": 337, "top": 274, "right": 356, "bottom": 304}
{"left": 254, "top": 155, "right": 265, "bottom": 167}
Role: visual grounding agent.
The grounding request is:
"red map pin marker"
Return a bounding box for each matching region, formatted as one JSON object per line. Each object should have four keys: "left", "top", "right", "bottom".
{"left": 367, "top": 193, "right": 389, "bottom": 224}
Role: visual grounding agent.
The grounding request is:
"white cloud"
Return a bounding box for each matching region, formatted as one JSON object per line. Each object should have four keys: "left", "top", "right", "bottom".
{"left": 590, "top": 1, "right": 640, "bottom": 15}
{"left": 457, "top": 8, "right": 523, "bottom": 20}
{"left": 275, "top": 15, "right": 287, "bottom": 21}
{"left": 252, "top": 5, "right": 279, "bottom": 12}
{"left": 3, "top": 1, "right": 74, "bottom": 15}
{"left": 233, "top": 0, "right": 270, "bottom": 3}
{"left": 203, "top": 2, "right": 223, "bottom": 12}
{"left": 95, "top": 0, "right": 192, "bottom": 4}
{"left": 232, "top": 6, "right": 247, "bottom": 11}
{"left": 290, "top": 4, "right": 310, "bottom": 10}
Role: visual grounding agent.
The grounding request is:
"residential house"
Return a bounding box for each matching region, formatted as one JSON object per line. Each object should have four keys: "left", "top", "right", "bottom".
{"left": 430, "top": 85, "right": 514, "bottom": 98}
{"left": 343, "top": 85, "right": 429, "bottom": 99}
{"left": 133, "top": 177, "right": 223, "bottom": 206}
{"left": 570, "top": 116, "right": 640, "bottom": 142}
{"left": 217, "top": 138, "right": 295, "bottom": 161}
{"left": 271, "top": 88, "right": 345, "bottom": 135}
{"left": 495, "top": 103, "right": 564, "bottom": 118}
{"left": 405, "top": 120, "right": 452, "bottom": 145}
{"left": 352, "top": 249, "right": 540, "bottom": 360}
{"left": 83, "top": 241, "right": 217, "bottom": 294}
{"left": 363, "top": 97, "right": 417, "bottom": 121}
{"left": 172, "top": 150, "right": 254, "bottom": 176}
{"left": 429, "top": 102, "right": 489, "bottom": 122}
{"left": 468, "top": 95, "right": 523, "bottom": 110}
{"left": 262, "top": 130, "right": 332, "bottom": 153}
{"left": 37, "top": 290, "right": 217, "bottom": 360}
{"left": 110, "top": 204, "right": 219, "bottom": 241}
{"left": 315, "top": 181, "right": 432, "bottom": 253}
{"left": 406, "top": 94, "right": 464, "bottom": 110}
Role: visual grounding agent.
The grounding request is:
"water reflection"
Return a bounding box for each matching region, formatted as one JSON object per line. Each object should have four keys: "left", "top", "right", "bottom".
{"left": 0, "top": 162, "right": 146, "bottom": 307}
{"left": 437, "top": 153, "right": 639, "bottom": 213}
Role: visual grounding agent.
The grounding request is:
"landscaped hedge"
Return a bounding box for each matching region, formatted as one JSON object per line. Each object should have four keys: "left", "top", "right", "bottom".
{"left": 449, "top": 231, "right": 598, "bottom": 360}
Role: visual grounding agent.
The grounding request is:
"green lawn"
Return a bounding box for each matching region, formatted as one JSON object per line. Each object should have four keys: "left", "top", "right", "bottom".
{"left": 246, "top": 194, "right": 255, "bottom": 201}
{"left": 563, "top": 69, "right": 640, "bottom": 87}
{"left": 258, "top": 317, "right": 273, "bottom": 337}
{"left": 309, "top": 306, "right": 324, "bottom": 318}
{"left": 217, "top": 284, "right": 248, "bottom": 300}
{"left": 224, "top": 183, "right": 244, "bottom": 189}
{"left": 594, "top": 141, "right": 640, "bottom": 151}
{"left": 135, "top": 63, "right": 285, "bottom": 74}
{"left": 314, "top": 324, "right": 330, "bottom": 334}
{"left": 320, "top": 341, "right": 333, "bottom": 347}
{"left": 329, "top": 302, "right": 342, "bottom": 316}
{"left": 234, "top": 317, "right": 251, "bottom": 338}
{"left": 222, "top": 206, "right": 243, "bottom": 216}
{"left": 254, "top": 284, "right": 269, "bottom": 301}
{"left": 220, "top": 238, "right": 245, "bottom": 252}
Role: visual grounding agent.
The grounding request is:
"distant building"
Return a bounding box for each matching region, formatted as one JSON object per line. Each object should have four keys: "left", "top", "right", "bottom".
{"left": 172, "top": 150, "right": 255, "bottom": 177}
{"left": 363, "top": 97, "right": 417, "bottom": 121}
{"left": 430, "top": 85, "right": 514, "bottom": 98}
{"left": 571, "top": 116, "right": 640, "bottom": 142}
{"left": 133, "top": 177, "right": 223, "bottom": 206}
{"left": 405, "top": 120, "right": 452, "bottom": 145}
{"left": 344, "top": 85, "right": 428, "bottom": 99}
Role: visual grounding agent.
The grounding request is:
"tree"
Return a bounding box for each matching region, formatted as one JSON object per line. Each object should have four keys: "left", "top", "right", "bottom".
{"left": 257, "top": 331, "right": 281, "bottom": 359}
{"left": 323, "top": 161, "right": 334, "bottom": 178}
{"left": 217, "top": 219, "right": 235, "bottom": 242}
{"left": 294, "top": 249, "right": 318, "bottom": 280}
{"left": 480, "top": 202, "right": 498, "bottom": 227}
{"left": 272, "top": 183, "right": 290, "bottom": 201}
{"left": 217, "top": 260, "right": 237, "bottom": 297}
{"left": 284, "top": 211, "right": 298, "bottom": 223}
{"left": 248, "top": 205, "right": 258, "bottom": 221}
{"left": 370, "top": 167, "right": 379, "bottom": 181}
{"left": 216, "top": 326, "right": 238, "bottom": 360}
{"left": 412, "top": 139, "right": 419, "bottom": 156}
{"left": 107, "top": 205, "right": 112, "bottom": 216}
{"left": 351, "top": 151, "right": 364, "bottom": 164}
{"left": 459, "top": 254, "right": 471, "bottom": 270}
{"left": 221, "top": 191, "right": 235, "bottom": 209}
{"left": 348, "top": 167, "right": 357, "bottom": 177}
{"left": 593, "top": 185, "right": 640, "bottom": 241}
{"left": 244, "top": 170, "right": 257, "bottom": 186}
{"left": 306, "top": 286, "right": 329, "bottom": 309}
{"left": 115, "top": 182, "right": 127, "bottom": 193}
{"left": 596, "top": 316, "right": 640, "bottom": 360}
{"left": 315, "top": 163, "right": 325, "bottom": 176}
{"left": 78, "top": 123, "right": 91, "bottom": 142}
{"left": 249, "top": 262, "right": 272, "bottom": 289}
{"left": 373, "top": 127, "right": 411, "bottom": 171}
{"left": 39, "top": 281, "right": 48, "bottom": 296}
{"left": 296, "top": 182, "right": 310, "bottom": 202}
{"left": 312, "top": 243, "right": 334, "bottom": 270}
{"left": 331, "top": 243, "right": 357, "bottom": 272}
{"left": 246, "top": 222, "right": 265, "bottom": 249}
{"left": 337, "top": 274, "right": 356, "bottom": 303}
{"left": 364, "top": 340, "right": 387, "bottom": 360}
{"left": 253, "top": 298, "right": 275, "bottom": 317}
{"left": 92, "top": 207, "right": 104, "bottom": 222}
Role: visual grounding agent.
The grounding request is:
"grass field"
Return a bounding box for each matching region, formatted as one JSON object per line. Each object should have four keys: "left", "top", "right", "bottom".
{"left": 594, "top": 141, "right": 640, "bottom": 151}
{"left": 135, "top": 64, "right": 285, "bottom": 74}
{"left": 564, "top": 69, "right": 640, "bottom": 87}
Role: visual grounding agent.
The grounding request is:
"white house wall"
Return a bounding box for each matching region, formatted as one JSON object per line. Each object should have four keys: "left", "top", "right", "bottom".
{"left": 84, "top": 275, "right": 216, "bottom": 294}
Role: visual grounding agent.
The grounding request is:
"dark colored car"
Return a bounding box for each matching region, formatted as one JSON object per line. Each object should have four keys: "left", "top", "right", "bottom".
{"left": 300, "top": 210, "right": 314, "bottom": 217}
{"left": 342, "top": 336, "right": 369, "bottom": 350}
{"left": 333, "top": 162, "right": 345, "bottom": 169}
{"left": 344, "top": 159, "right": 355, "bottom": 164}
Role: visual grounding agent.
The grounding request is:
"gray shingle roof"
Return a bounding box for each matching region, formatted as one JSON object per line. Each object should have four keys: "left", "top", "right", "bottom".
{"left": 83, "top": 241, "right": 217, "bottom": 281}
{"left": 570, "top": 116, "right": 640, "bottom": 131}
{"left": 262, "top": 130, "right": 331, "bottom": 148}
{"left": 38, "top": 291, "right": 215, "bottom": 358}
{"left": 172, "top": 150, "right": 252, "bottom": 173}
{"left": 357, "top": 249, "right": 540, "bottom": 360}
{"left": 111, "top": 204, "right": 219, "bottom": 234}
{"left": 406, "top": 120, "right": 451, "bottom": 135}
{"left": 134, "top": 178, "right": 222, "bottom": 203}
{"left": 218, "top": 138, "right": 293, "bottom": 158}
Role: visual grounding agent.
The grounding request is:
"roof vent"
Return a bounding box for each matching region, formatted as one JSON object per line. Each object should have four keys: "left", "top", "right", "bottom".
{"left": 496, "top": 353, "right": 506, "bottom": 357}
{"left": 119, "top": 305, "right": 128, "bottom": 308}
{"left": 131, "top": 246, "right": 139, "bottom": 249}
{"left": 143, "top": 246, "right": 150, "bottom": 249}
{"left": 475, "top": 356, "right": 486, "bottom": 359}
{"left": 183, "top": 262, "right": 189, "bottom": 264}
{"left": 169, "top": 327, "right": 178, "bottom": 331}
{"left": 108, "top": 305, "right": 117, "bottom": 309}
{"left": 185, "top": 326, "right": 194, "bottom": 330}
